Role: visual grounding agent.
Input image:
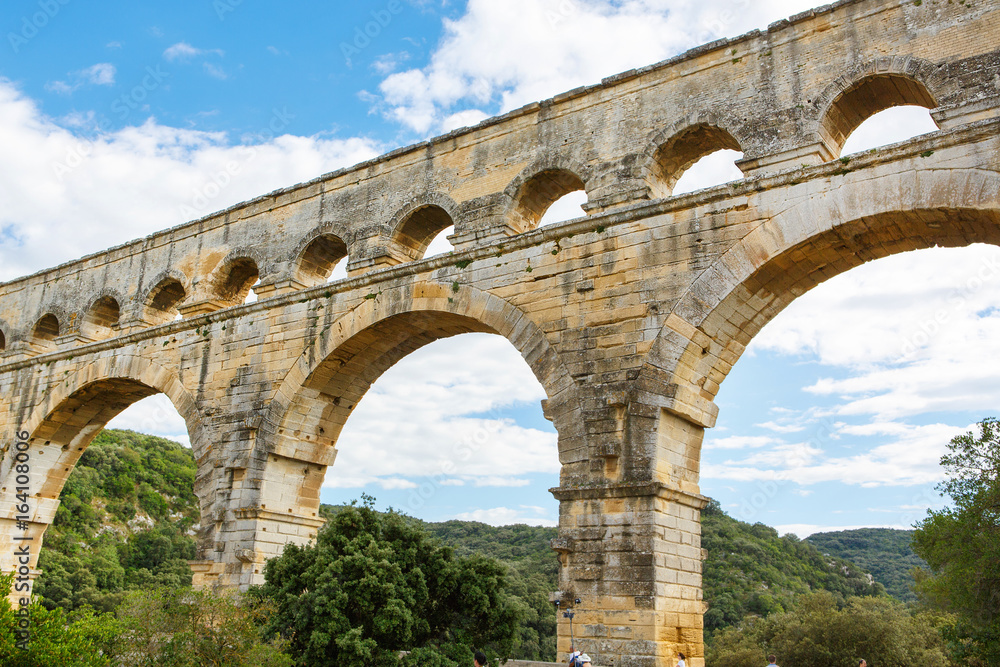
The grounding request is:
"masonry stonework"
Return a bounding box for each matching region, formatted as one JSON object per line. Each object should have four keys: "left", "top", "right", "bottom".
{"left": 1, "top": 0, "right": 999, "bottom": 665}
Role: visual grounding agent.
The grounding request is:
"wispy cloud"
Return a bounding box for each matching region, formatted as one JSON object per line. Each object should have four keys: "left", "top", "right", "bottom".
{"left": 163, "top": 42, "right": 224, "bottom": 61}
{"left": 45, "top": 63, "right": 117, "bottom": 95}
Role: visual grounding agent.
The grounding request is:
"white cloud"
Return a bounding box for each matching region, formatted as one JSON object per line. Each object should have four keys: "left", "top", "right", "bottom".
{"left": 203, "top": 63, "right": 228, "bottom": 80}
{"left": 164, "top": 42, "right": 224, "bottom": 61}
{"left": 841, "top": 105, "right": 939, "bottom": 156}
{"left": 0, "top": 79, "right": 380, "bottom": 281}
{"left": 322, "top": 334, "right": 558, "bottom": 490}
{"left": 704, "top": 420, "right": 968, "bottom": 488}
{"left": 704, "top": 435, "right": 779, "bottom": 450}
{"left": 374, "top": 0, "right": 821, "bottom": 134}
{"left": 751, "top": 245, "right": 1000, "bottom": 421}
{"left": 453, "top": 505, "right": 557, "bottom": 527}
{"left": 440, "top": 109, "right": 489, "bottom": 133}
{"left": 44, "top": 63, "right": 117, "bottom": 95}
{"left": 83, "top": 63, "right": 117, "bottom": 86}
{"left": 106, "top": 394, "right": 190, "bottom": 447}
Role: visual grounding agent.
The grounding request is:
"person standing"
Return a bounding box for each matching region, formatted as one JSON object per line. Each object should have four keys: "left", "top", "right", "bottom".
{"left": 767, "top": 655, "right": 779, "bottom": 666}
{"left": 473, "top": 650, "right": 488, "bottom": 667}
{"left": 676, "top": 652, "right": 686, "bottom": 667}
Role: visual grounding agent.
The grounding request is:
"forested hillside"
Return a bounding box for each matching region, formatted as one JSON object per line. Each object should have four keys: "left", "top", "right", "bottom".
{"left": 700, "top": 501, "right": 884, "bottom": 637}
{"left": 807, "top": 528, "right": 926, "bottom": 602}
{"left": 33, "top": 429, "right": 200, "bottom": 613}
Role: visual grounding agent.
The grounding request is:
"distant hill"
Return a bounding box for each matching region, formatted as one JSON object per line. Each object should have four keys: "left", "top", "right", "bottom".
{"left": 806, "top": 528, "right": 925, "bottom": 602}
{"left": 700, "top": 501, "right": 884, "bottom": 637}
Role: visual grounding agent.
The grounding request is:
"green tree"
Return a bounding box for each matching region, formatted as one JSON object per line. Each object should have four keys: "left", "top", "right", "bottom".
{"left": 0, "top": 573, "right": 116, "bottom": 667}
{"left": 912, "top": 417, "right": 1000, "bottom": 665}
{"left": 707, "top": 591, "right": 953, "bottom": 667}
{"left": 256, "top": 499, "right": 524, "bottom": 667}
{"left": 103, "top": 586, "right": 292, "bottom": 667}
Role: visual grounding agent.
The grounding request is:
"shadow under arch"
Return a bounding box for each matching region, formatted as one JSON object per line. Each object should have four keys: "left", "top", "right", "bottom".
{"left": 252, "top": 282, "right": 583, "bottom": 523}
{"left": 0, "top": 355, "right": 203, "bottom": 583}
{"left": 640, "top": 168, "right": 1000, "bottom": 435}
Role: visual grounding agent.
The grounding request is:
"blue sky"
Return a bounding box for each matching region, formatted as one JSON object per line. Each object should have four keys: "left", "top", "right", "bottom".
{"left": 3, "top": 0, "right": 997, "bottom": 535}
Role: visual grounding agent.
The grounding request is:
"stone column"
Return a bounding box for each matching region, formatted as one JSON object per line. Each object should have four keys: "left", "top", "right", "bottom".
{"left": 550, "top": 380, "right": 714, "bottom": 666}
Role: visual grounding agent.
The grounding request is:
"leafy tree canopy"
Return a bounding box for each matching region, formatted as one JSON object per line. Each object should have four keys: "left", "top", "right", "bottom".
{"left": 912, "top": 417, "right": 1000, "bottom": 665}
{"left": 707, "top": 591, "right": 954, "bottom": 667}
{"left": 256, "top": 498, "right": 524, "bottom": 667}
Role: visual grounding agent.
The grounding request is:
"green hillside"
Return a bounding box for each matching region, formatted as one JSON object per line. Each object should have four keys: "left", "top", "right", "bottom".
{"left": 806, "top": 528, "right": 925, "bottom": 602}
{"left": 34, "top": 429, "right": 200, "bottom": 613}
{"left": 700, "top": 500, "right": 884, "bottom": 637}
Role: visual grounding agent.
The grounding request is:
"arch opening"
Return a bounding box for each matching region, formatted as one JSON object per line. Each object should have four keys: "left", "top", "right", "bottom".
{"left": 539, "top": 191, "right": 588, "bottom": 227}
{"left": 12, "top": 378, "right": 201, "bottom": 612}
{"left": 33, "top": 314, "right": 60, "bottom": 343}
{"left": 295, "top": 234, "right": 349, "bottom": 286}
{"left": 510, "top": 169, "right": 586, "bottom": 233}
{"left": 214, "top": 258, "right": 259, "bottom": 307}
{"left": 840, "top": 105, "right": 939, "bottom": 156}
{"left": 145, "top": 278, "right": 186, "bottom": 325}
{"left": 393, "top": 205, "right": 455, "bottom": 260}
{"left": 821, "top": 74, "right": 938, "bottom": 158}
{"left": 650, "top": 124, "right": 743, "bottom": 198}
{"left": 699, "top": 242, "right": 1000, "bottom": 559}
{"left": 424, "top": 225, "right": 455, "bottom": 257}
{"left": 0, "top": 327, "right": 6, "bottom": 352}
{"left": 83, "top": 296, "right": 121, "bottom": 340}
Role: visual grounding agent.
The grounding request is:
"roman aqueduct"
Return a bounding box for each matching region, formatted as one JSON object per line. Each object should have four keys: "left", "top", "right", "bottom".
{"left": 2, "top": 0, "right": 999, "bottom": 663}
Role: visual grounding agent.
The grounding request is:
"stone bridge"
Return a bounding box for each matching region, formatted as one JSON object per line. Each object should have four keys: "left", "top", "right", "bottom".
{"left": 2, "top": 0, "right": 999, "bottom": 664}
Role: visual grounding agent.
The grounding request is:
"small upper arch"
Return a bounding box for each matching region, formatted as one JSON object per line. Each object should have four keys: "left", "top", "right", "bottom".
{"left": 0, "top": 319, "right": 9, "bottom": 353}
{"left": 81, "top": 290, "right": 124, "bottom": 340}
{"left": 813, "top": 57, "right": 945, "bottom": 158}
{"left": 387, "top": 193, "right": 460, "bottom": 261}
{"left": 504, "top": 158, "right": 592, "bottom": 233}
{"left": 32, "top": 312, "right": 61, "bottom": 343}
{"left": 141, "top": 269, "right": 189, "bottom": 325}
{"left": 292, "top": 227, "right": 350, "bottom": 286}
{"left": 642, "top": 115, "right": 744, "bottom": 198}
{"left": 209, "top": 250, "right": 262, "bottom": 306}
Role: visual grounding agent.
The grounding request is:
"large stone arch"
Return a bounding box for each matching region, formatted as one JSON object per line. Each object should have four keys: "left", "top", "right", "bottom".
{"left": 205, "top": 281, "right": 584, "bottom": 589}
{"left": 638, "top": 168, "right": 1000, "bottom": 480}
{"left": 0, "top": 354, "right": 203, "bottom": 591}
